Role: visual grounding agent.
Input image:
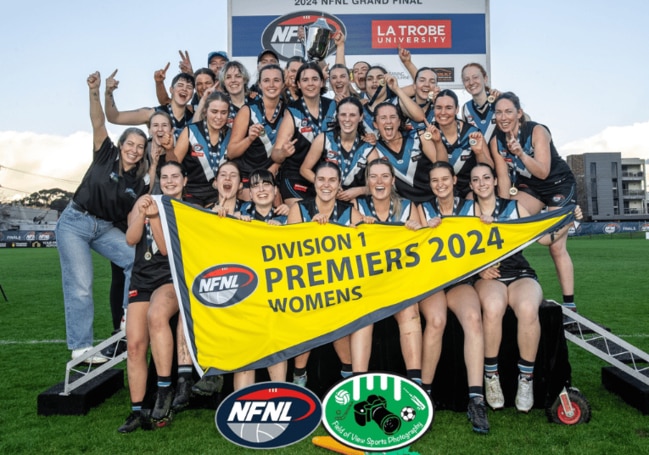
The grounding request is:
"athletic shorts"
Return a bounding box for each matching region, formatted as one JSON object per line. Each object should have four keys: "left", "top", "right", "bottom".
{"left": 278, "top": 174, "right": 315, "bottom": 200}
{"left": 128, "top": 278, "right": 173, "bottom": 304}
{"left": 445, "top": 275, "right": 476, "bottom": 292}
{"left": 495, "top": 269, "right": 538, "bottom": 286}
{"left": 517, "top": 179, "right": 576, "bottom": 208}
{"left": 184, "top": 190, "right": 219, "bottom": 209}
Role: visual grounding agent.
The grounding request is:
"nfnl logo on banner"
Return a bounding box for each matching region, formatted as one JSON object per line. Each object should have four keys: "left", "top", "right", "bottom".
{"left": 228, "top": 0, "right": 489, "bottom": 87}
{"left": 215, "top": 382, "right": 322, "bottom": 449}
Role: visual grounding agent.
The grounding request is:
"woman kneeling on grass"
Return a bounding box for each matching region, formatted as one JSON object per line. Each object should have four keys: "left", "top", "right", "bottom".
{"left": 118, "top": 161, "right": 187, "bottom": 433}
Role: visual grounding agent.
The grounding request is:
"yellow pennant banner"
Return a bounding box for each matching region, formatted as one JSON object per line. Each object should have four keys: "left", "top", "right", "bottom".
{"left": 157, "top": 196, "right": 574, "bottom": 374}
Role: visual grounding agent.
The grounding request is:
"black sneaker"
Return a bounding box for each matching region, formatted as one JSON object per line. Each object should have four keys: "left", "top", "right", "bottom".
{"left": 192, "top": 374, "right": 224, "bottom": 396}
{"left": 467, "top": 396, "right": 490, "bottom": 434}
{"left": 118, "top": 412, "right": 142, "bottom": 433}
{"left": 151, "top": 386, "right": 174, "bottom": 425}
{"left": 101, "top": 339, "right": 127, "bottom": 359}
{"left": 172, "top": 377, "right": 194, "bottom": 411}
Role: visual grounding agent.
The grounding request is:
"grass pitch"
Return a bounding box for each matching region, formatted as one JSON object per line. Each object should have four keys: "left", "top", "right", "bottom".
{"left": 0, "top": 237, "right": 648, "bottom": 454}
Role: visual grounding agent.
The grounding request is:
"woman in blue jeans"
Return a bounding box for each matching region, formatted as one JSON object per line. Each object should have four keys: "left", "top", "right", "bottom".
{"left": 56, "top": 71, "right": 150, "bottom": 363}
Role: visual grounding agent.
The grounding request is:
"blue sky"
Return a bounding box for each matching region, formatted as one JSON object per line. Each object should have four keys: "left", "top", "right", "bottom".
{"left": 1, "top": 0, "right": 648, "bottom": 196}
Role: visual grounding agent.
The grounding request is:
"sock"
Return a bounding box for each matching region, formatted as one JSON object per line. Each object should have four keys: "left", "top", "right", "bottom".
{"left": 421, "top": 382, "right": 432, "bottom": 396}
{"left": 157, "top": 375, "right": 172, "bottom": 388}
{"left": 468, "top": 386, "right": 484, "bottom": 399}
{"left": 178, "top": 364, "right": 193, "bottom": 381}
{"left": 484, "top": 357, "right": 499, "bottom": 377}
{"left": 562, "top": 295, "right": 576, "bottom": 311}
{"left": 407, "top": 369, "right": 422, "bottom": 385}
{"left": 131, "top": 401, "right": 143, "bottom": 413}
{"left": 340, "top": 363, "right": 353, "bottom": 378}
{"left": 293, "top": 367, "right": 307, "bottom": 378}
{"left": 518, "top": 358, "right": 534, "bottom": 379}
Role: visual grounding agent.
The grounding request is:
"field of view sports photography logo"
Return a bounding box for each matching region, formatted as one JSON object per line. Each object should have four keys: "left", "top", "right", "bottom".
{"left": 261, "top": 11, "right": 346, "bottom": 61}
{"left": 322, "top": 372, "right": 433, "bottom": 452}
{"left": 192, "top": 264, "right": 258, "bottom": 307}
{"left": 215, "top": 382, "right": 322, "bottom": 449}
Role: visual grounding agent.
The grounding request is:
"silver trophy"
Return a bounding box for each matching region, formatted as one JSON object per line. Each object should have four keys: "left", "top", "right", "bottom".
{"left": 303, "top": 17, "right": 333, "bottom": 61}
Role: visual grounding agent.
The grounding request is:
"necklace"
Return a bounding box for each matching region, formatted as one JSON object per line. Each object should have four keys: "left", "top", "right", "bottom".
{"left": 203, "top": 122, "right": 224, "bottom": 173}
{"left": 335, "top": 133, "right": 360, "bottom": 177}
{"left": 250, "top": 204, "right": 274, "bottom": 222}
{"left": 300, "top": 97, "right": 323, "bottom": 136}
{"left": 144, "top": 221, "right": 153, "bottom": 261}
{"left": 315, "top": 200, "right": 338, "bottom": 221}
{"left": 435, "top": 196, "right": 457, "bottom": 217}
{"left": 368, "top": 197, "right": 394, "bottom": 222}
{"left": 438, "top": 120, "right": 461, "bottom": 151}
{"left": 165, "top": 104, "right": 185, "bottom": 136}
{"left": 261, "top": 98, "right": 283, "bottom": 135}
{"left": 478, "top": 197, "right": 501, "bottom": 218}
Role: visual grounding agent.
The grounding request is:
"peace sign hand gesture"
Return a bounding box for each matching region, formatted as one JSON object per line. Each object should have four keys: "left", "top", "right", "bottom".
{"left": 178, "top": 50, "right": 193, "bottom": 74}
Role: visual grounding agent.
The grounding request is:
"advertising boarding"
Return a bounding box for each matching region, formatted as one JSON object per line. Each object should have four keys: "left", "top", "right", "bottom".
{"left": 228, "top": 0, "right": 489, "bottom": 87}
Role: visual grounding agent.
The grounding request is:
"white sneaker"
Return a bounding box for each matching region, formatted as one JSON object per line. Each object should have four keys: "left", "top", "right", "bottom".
{"left": 484, "top": 374, "right": 505, "bottom": 409}
{"left": 71, "top": 347, "right": 108, "bottom": 365}
{"left": 293, "top": 373, "right": 307, "bottom": 387}
{"left": 120, "top": 309, "right": 127, "bottom": 331}
{"left": 515, "top": 375, "right": 534, "bottom": 412}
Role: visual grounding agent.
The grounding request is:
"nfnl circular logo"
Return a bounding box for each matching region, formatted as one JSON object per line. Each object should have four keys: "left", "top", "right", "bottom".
{"left": 192, "top": 264, "right": 258, "bottom": 308}
{"left": 261, "top": 11, "right": 346, "bottom": 62}
{"left": 215, "top": 382, "right": 322, "bottom": 449}
{"left": 322, "top": 373, "right": 433, "bottom": 452}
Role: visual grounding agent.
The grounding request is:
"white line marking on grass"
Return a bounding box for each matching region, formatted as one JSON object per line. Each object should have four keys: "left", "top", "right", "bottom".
{"left": 0, "top": 339, "right": 112, "bottom": 345}
{"left": 0, "top": 339, "right": 66, "bottom": 345}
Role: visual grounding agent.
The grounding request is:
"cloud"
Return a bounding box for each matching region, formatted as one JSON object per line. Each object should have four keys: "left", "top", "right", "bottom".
{"left": 0, "top": 131, "right": 95, "bottom": 200}
{"left": 2, "top": 122, "right": 648, "bottom": 201}
{"left": 559, "top": 121, "right": 649, "bottom": 162}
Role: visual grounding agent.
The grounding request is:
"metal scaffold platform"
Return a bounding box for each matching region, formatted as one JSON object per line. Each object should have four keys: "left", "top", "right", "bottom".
{"left": 557, "top": 300, "right": 649, "bottom": 414}
{"left": 37, "top": 330, "right": 127, "bottom": 415}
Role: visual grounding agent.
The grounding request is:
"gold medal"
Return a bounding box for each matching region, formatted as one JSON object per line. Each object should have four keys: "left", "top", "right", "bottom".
{"left": 144, "top": 252, "right": 152, "bottom": 261}
{"left": 469, "top": 138, "right": 478, "bottom": 146}
{"left": 427, "top": 91, "right": 435, "bottom": 101}
{"left": 423, "top": 132, "right": 432, "bottom": 141}
{"left": 487, "top": 94, "right": 496, "bottom": 103}
{"left": 259, "top": 128, "right": 266, "bottom": 137}
{"left": 509, "top": 186, "right": 518, "bottom": 196}
{"left": 379, "top": 79, "right": 386, "bottom": 86}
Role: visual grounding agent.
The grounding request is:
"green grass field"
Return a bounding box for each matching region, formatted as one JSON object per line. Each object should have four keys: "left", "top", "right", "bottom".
{"left": 0, "top": 238, "right": 648, "bottom": 454}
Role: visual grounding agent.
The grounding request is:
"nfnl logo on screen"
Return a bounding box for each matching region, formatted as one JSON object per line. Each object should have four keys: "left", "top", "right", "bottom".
{"left": 373, "top": 20, "right": 452, "bottom": 48}
{"left": 215, "top": 382, "right": 322, "bottom": 449}
{"left": 261, "top": 11, "right": 346, "bottom": 61}
{"left": 192, "top": 264, "right": 258, "bottom": 308}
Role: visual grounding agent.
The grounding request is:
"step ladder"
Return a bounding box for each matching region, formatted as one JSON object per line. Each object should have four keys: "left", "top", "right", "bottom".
{"left": 61, "top": 330, "right": 127, "bottom": 395}
{"left": 556, "top": 300, "right": 649, "bottom": 386}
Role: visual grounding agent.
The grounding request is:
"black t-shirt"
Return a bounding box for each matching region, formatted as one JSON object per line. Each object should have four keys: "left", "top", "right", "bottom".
{"left": 73, "top": 137, "right": 150, "bottom": 226}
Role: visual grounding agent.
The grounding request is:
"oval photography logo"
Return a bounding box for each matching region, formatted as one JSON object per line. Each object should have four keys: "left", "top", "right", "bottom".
{"left": 261, "top": 11, "right": 346, "bottom": 62}
{"left": 215, "top": 382, "right": 322, "bottom": 449}
{"left": 192, "top": 264, "right": 258, "bottom": 308}
{"left": 322, "top": 372, "right": 433, "bottom": 452}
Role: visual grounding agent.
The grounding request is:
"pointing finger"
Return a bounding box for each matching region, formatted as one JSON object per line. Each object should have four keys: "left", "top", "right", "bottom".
{"left": 163, "top": 62, "right": 170, "bottom": 73}
{"left": 109, "top": 69, "right": 118, "bottom": 78}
